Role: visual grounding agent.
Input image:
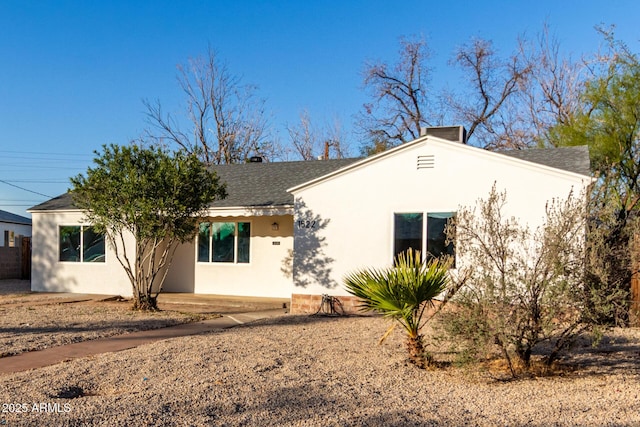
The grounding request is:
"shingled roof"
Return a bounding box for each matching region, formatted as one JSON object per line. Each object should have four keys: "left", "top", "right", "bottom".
{"left": 0, "top": 209, "right": 31, "bottom": 225}
{"left": 28, "top": 158, "right": 360, "bottom": 211}
{"left": 28, "top": 145, "right": 591, "bottom": 212}
{"left": 499, "top": 145, "right": 591, "bottom": 176}
{"left": 208, "top": 158, "right": 359, "bottom": 208}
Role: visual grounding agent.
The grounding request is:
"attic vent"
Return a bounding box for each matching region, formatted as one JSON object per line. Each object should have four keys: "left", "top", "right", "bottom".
{"left": 417, "top": 155, "right": 435, "bottom": 169}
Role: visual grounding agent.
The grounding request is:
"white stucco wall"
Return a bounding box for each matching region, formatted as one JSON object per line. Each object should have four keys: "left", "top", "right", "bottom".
{"left": 0, "top": 222, "right": 31, "bottom": 246}
{"left": 291, "top": 137, "right": 592, "bottom": 297}
{"left": 163, "top": 240, "right": 196, "bottom": 292}
{"left": 193, "top": 214, "right": 294, "bottom": 298}
{"left": 30, "top": 211, "right": 133, "bottom": 296}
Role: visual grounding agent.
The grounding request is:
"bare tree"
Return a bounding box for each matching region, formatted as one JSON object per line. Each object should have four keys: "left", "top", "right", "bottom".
{"left": 287, "top": 110, "right": 349, "bottom": 160}
{"left": 446, "top": 38, "right": 533, "bottom": 149}
{"left": 359, "top": 36, "right": 531, "bottom": 151}
{"left": 144, "top": 48, "right": 277, "bottom": 164}
{"left": 287, "top": 110, "right": 319, "bottom": 160}
{"left": 512, "top": 25, "right": 586, "bottom": 147}
{"left": 358, "top": 37, "right": 436, "bottom": 147}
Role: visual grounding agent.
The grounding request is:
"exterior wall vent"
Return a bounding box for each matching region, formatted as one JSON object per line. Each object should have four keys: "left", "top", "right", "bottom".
{"left": 417, "top": 155, "right": 435, "bottom": 169}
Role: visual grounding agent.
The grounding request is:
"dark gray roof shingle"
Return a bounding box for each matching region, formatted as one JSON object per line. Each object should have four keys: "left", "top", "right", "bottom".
{"left": 0, "top": 209, "right": 31, "bottom": 225}
{"left": 28, "top": 146, "right": 591, "bottom": 212}
{"left": 29, "top": 158, "right": 360, "bottom": 211}
{"left": 500, "top": 145, "right": 590, "bottom": 176}
{"left": 208, "top": 158, "right": 359, "bottom": 208}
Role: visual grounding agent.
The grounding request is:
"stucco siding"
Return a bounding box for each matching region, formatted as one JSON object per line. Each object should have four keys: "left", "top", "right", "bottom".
{"left": 30, "top": 211, "right": 133, "bottom": 296}
{"left": 292, "top": 139, "right": 591, "bottom": 297}
{"left": 194, "top": 215, "right": 294, "bottom": 298}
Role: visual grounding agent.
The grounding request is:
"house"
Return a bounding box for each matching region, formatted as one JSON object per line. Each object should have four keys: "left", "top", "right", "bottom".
{"left": 0, "top": 209, "right": 32, "bottom": 279}
{"left": 0, "top": 209, "right": 31, "bottom": 247}
{"left": 28, "top": 127, "right": 592, "bottom": 313}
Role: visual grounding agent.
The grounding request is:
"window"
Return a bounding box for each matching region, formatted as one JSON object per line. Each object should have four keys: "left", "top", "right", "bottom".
{"left": 198, "top": 221, "right": 251, "bottom": 263}
{"left": 393, "top": 212, "right": 455, "bottom": 265}
{"left": 427, "top": 213, "right": 455, "bottom": 261}
{"left": 394, "top": 213, "right": 423, "bottom": 259}
{"left": 59, "top": 226, "right": 105, "bottom": 263}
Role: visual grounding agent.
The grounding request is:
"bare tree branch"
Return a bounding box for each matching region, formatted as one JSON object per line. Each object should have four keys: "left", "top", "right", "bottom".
{"left": 358, "top": 36, "right": 434, "bottom": 147}
{"left": 144, "top": 48, "right": 278, "bottom": 164}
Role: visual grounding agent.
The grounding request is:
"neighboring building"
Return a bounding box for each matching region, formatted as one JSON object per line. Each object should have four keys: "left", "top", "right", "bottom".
{"left": 0, "top": 209, "right": 32, "bottom": 280}
{"left": 0, "top": 210, "right": 31, "bottom": 247}
{"left": 28, "top": 127, "right": 592, "bottom": 313}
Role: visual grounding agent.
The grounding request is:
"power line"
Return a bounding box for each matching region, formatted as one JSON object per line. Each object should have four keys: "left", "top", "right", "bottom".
{"left": 0, "top": 179, "right": 69, "bottom": 183}
{"left": 0, "top": 149, "right": 93, "bottom": 157}
{"left": 0, "top": 179, "right": 52, "bottom": 198}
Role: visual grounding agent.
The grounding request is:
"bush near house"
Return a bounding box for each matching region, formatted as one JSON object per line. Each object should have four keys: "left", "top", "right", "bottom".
{"left": 438, "top": 185, "right": 602, "bottom": 377}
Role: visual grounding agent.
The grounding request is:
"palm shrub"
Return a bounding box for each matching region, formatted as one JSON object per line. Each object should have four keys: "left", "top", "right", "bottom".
{"left": 344, "top": 250, "right": 450, "bottom": 368}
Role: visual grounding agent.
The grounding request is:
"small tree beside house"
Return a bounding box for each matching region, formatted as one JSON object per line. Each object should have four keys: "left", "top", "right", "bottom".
{"left": 344, "top": 251, "right": 451, "bottom": 369}
{"left": 70, "top": 144, "right": 226, "bottom": 311}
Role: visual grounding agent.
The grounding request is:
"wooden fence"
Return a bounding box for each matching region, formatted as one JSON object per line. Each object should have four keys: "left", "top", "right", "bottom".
{"left": 0, "top": 237, "right": 30, "bottom": 280}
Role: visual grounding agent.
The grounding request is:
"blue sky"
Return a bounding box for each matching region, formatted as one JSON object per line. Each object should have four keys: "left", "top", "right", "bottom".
{"left": 1, "top": 0, "right": 638, "bottom": 216}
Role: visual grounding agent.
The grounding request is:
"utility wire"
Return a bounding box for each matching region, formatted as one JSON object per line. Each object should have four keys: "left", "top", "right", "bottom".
{"left": 0, "top": 179, "right": 52, "bottom": 198}
{"left": 0, "top": 149, "right": 92, "bottom": 157}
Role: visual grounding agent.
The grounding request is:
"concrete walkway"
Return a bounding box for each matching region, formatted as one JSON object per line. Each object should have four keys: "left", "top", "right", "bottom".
{"left": 0, "top": 309, "right": 285, "bottom": 375}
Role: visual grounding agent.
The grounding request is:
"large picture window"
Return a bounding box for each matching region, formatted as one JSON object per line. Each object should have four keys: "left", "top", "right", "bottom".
{"left": 59, "top": 225, "right": 105, "bottom": 263}
{"left": 198, "top": 221, "right": 251, "bottom": 264}
{"left": 393, "top": 212, "right": 455, "bottom": 265}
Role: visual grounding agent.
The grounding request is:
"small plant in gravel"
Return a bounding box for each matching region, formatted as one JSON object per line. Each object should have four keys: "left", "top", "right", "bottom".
{"left": 344, "top": 250, "right": 450, "bottom": 368}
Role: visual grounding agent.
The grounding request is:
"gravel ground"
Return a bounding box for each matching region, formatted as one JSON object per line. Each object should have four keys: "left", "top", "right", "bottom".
{"left": 1, "top": 307, "right": 639, "bottom": 426}
{"left": 0, "top": 281, "right": 213, "bottom": 357}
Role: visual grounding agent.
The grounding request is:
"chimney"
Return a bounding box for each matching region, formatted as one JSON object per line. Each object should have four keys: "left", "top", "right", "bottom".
{"left": 420, "top": 126, "right": 467, "bottom": 144}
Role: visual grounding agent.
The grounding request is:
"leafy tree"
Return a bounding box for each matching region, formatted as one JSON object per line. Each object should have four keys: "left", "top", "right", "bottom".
{"left": 70, "top": 144, "right": 226, "bottom": 310}
{"left": 344, "top": 251, "right": 450, "bottom": 368}
{"left": 548, "top": 34, "right": 640, "bottom": 324}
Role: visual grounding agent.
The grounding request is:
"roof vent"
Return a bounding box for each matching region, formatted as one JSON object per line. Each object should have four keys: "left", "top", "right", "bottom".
{"left": 249, "top": 156, "right": 263, "bottom": 163}
{"left": 420, "top": 126, "right": 467, "bottom": 144}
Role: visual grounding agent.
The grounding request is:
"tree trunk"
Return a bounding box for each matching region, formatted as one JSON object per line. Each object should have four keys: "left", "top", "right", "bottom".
{"left": 406, "top": 334, "right": 431, "bottom": 369}
{"left": 133, "top": 293, "right": 159, "bottom": 311}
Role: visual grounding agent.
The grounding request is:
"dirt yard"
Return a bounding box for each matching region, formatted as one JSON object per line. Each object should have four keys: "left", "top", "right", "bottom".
{"left": 1, "top": 280, "right": 639, "bottom": 426}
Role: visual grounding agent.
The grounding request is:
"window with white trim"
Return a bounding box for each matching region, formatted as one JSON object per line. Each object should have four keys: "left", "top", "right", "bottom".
{"left": 59, "top": 225, "right": 105, "bottom": 263}
{"left": 198, "top": 221, "right": 250, "bottom": 263}
{"left": 393, "top": 212, "right": 455, "bottom": 265}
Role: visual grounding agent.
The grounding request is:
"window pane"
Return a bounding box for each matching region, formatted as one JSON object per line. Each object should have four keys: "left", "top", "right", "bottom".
{"left": 59, "top": 226, "right": 81, "bottom": 262}
{"left": 83, "top": 227, "right": 105, "bottom": 263}
{"left": 427, "top": 213, "right": 455, "bottom": 265}
{"left": 197, "top": 223, "right": 210, "bottom": 262}
{"left": 237, "top": 222, "right": 251, "bottom": 263}
{"left": 394, "top": 213, "right": 423, "bottom": 261}
{"left": 212, "top": 222, "right": 235, "bottom": 262}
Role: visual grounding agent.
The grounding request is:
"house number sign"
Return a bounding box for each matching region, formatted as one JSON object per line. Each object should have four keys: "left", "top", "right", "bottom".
{"left": 297, "top": 220, "right": 317, "bottom": 229}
